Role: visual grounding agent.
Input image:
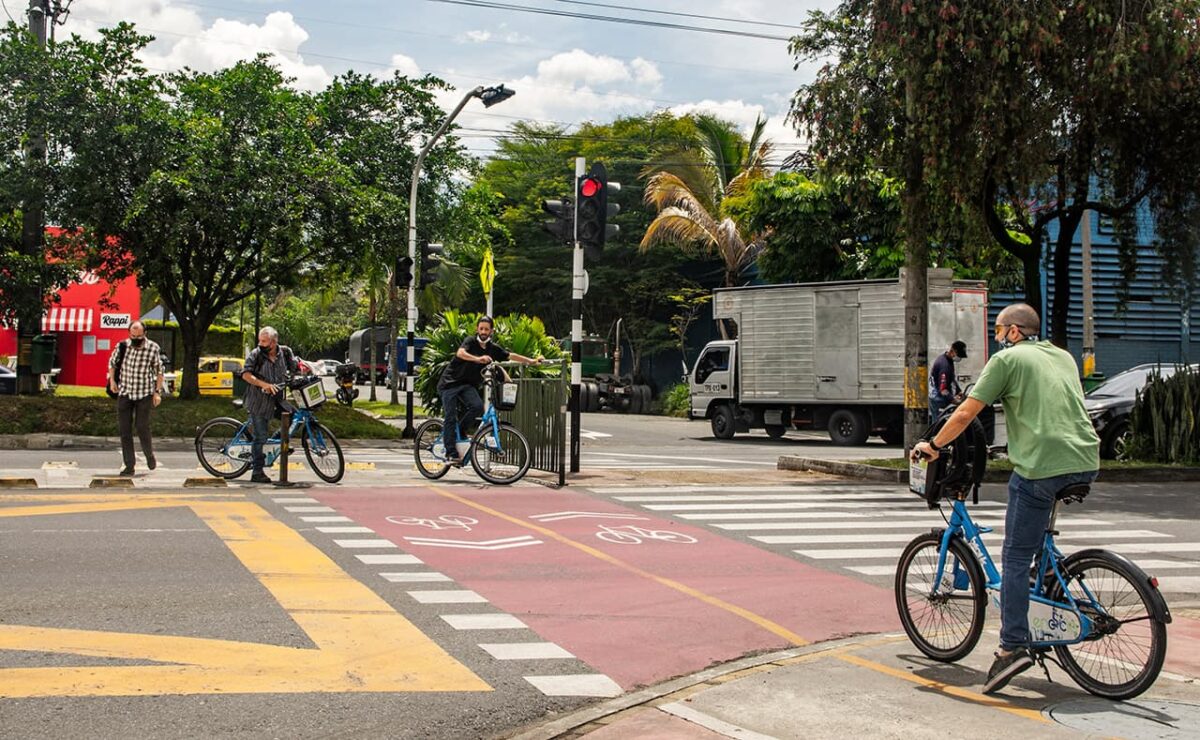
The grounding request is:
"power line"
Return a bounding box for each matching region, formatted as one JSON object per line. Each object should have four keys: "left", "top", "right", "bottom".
{"left": 421, "top": 0, "right": 794, "bottom": 42}
{"left": 548, "top": 0, "right": 804, "bottom": 31}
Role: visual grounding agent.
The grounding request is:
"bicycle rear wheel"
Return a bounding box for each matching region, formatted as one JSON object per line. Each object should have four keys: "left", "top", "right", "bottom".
{"left": 1051, "top": 551, "right": 1167, "bottom": 700}
{"left": 470, "top": 422, "right": 531, "bottom": 485}
{"left": 302, "top": 422, "right": 345, "bottom": 483}
{"left": 413, "top": 419, "right": 450, "bottom": 480}
{"left": 195, "top": 417, "right": 252, "bottom": 479}
{"left": 895, "top": 532, "right": 987, "bottom": 661}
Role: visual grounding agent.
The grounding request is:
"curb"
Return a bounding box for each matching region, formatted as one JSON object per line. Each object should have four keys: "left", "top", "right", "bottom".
{"left": 504, "top": 633, "right": 903, "bottom": 740}
{"left": 0, "top": 435, "right": 409, "bottom": 451}
{"left": 777, "top": 455, "right": 1200, "bottom": 483}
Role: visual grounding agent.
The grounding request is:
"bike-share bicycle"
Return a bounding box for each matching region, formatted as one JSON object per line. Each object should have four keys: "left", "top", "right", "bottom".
{"left": 413, "top": 362, "right": 534, "bottom": 485}
{"left": 194, "top": 374, "right": 345, "bottom": 483}
{"left": 897, "top": 413, "right": 1171, "bottom": 700}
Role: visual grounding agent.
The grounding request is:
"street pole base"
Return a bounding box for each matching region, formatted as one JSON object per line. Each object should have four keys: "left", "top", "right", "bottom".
{"left": 401, "top": 425, "right": 415, "bottom": 439}
{"left": 272, "top": 480, "right": 311, "bottom": 488}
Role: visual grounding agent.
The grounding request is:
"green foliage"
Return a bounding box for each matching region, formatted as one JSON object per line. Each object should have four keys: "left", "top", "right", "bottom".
{"left": 657, "top": 382, "right": 691, "bottom": 418}
{"left": 414, "top": 310, "right": 563, "bottom": 415}
{"left": 257, "top": 290, "right": 362, "bottom": 358}
{"left": 1129, "top": 366, "right": 1200, "bottom": 464}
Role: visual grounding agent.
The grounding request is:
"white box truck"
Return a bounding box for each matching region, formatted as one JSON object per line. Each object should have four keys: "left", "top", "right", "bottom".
{"left": 688, "top": 270, "right": 988, "bottom": 444}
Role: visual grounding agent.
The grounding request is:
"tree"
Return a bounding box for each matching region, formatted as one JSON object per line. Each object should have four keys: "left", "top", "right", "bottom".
{"left": 640, "top": 114, "right": 772, "bottom": 289}
{"left": 54, "top": 43, "right": 358, "bottom": 398}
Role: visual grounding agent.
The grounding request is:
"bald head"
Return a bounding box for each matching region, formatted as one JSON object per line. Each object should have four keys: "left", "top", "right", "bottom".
{"left": 996, "top": 303, "right": 1040, "bottom": 336}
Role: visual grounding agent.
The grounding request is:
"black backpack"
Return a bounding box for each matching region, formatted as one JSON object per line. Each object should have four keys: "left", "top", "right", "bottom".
{"left": 106, "top": 340, "right": 129, "bottom": 399}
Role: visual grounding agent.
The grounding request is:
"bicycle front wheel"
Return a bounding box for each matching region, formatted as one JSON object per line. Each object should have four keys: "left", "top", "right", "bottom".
{"left": 1051, "top": 551, "right": 1168, "bottom": 700}
{"left": 302, "top": 422, "right": 345, "bottom": 483}
{"left": 895, "top": 532, "right": 987, "bottom": 661}
{"left": 413, "top": 419, "right": 450, "bottom": 480}
{"left": 195, "top": 417, "right": 252, "bottom": 479}
{"left": 470, "top": 422, "right": 531, "bottom": 485}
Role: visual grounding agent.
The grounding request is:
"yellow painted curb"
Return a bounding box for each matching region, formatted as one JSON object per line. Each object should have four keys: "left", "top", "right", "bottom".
{"left": 0, "top": 478, "right": 38, "bottom": 489}
{"left": 88, "top": 477, "right": 135, "bottom": 488}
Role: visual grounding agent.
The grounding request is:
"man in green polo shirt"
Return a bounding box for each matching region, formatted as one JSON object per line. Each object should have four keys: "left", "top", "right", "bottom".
{"left": 910, "top": 302, "right": 1099, "bottom": 694}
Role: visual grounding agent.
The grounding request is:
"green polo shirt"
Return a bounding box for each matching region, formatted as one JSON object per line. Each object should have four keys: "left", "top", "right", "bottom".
{"left": 968, "top": 340, "right": 1100, "bottom": 480}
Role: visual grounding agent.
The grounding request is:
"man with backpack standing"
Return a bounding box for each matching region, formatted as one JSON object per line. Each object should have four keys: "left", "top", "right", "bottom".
{"left": 240, "top": 326, "right": 299, "bottom": 484}
{"left": 107, "top": 321, "right": 165, "bottom": 476}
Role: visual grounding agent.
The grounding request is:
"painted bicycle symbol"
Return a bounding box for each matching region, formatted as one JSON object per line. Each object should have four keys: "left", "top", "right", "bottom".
{"left": 594, "top": 524, "right": 697, "bottom": 545}
{"left": 385, "top": 514, "right": 479, "bottom": 531}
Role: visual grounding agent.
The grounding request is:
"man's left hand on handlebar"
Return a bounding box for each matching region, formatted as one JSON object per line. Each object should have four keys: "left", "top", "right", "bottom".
{"left": 910, "top": 441, "right": 940, "bottom": 462}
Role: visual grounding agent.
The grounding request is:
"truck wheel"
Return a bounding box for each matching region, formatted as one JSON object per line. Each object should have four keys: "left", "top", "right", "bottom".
{"left": 638, "top": 385, "right": 652, "bottom": 413}
{"left": 711, "top": 405, "right": 736, "bottom": 439}
{"left": 765, "top": 425, "right": 787, "bottom": 439}
{"left": 828, "top": 409, "right": 869, "bottom": 446}
{"left": 588, "top": 382, "right": 602, "bottom": 412}
{"left": 627, "top": 387, "right": 643, "bottom": 414}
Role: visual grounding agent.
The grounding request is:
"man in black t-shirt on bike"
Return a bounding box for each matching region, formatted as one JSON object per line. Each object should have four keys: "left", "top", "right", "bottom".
{"left": 437, "top": 316, "right": 539, "bottom": 465}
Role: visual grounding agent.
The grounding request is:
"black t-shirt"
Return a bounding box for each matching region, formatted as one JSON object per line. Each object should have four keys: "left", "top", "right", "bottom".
{"left": 439, "top": 337, "right": 510, "bottom": 390}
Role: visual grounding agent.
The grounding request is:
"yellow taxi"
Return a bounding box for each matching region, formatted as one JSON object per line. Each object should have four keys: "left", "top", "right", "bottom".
{"left": 170, "top": 356, "right": 245, "bottom": 396}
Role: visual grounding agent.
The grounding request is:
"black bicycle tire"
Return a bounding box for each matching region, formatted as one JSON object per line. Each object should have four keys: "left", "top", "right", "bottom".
{"left": 195, "top": 417, "right": 252, "bottom": 479}
{"left": 302, "top": 421, "right": 345, "bottom": 483}
{"left": 413, "top": 419, "right": 451, "bottom": 480}
{"left": 895, "top": 532, "right": 987, "bottom": 662}
{"left": 469, "top": 421, "right": 531, "bottom": 485}
{"left": 1050, "top": 551, "right": 1167, "bottom": 700}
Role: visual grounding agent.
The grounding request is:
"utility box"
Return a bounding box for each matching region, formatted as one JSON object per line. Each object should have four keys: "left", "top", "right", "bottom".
{"left": 30, "top": 334, "right": 57, "bottom": 374}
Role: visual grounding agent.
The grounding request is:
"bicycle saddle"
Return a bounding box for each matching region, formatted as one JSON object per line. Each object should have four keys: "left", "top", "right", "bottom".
{"left": 1057, "top": 483, "right": 1091, "bottom": 503}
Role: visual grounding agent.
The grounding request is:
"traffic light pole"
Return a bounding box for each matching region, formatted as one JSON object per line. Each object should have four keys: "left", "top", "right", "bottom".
{"left": 569, "top": 157, "right": 585, "bottom": 473}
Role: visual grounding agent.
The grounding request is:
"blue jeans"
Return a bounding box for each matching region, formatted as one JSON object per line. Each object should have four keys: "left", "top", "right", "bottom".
{"left": 440, "top": 384, "right": 482, "bottom": 458}
{"left": 249, "top": 413, "right": 272, "bottom": 474}
{"left": 929, "top": 396, "right": 953, "bottom": 422}
{"left": 999, "top": 469, "right": 1099, "bottom": 650}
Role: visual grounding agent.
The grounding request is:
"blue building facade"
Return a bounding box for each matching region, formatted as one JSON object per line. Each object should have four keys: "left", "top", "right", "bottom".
{"left": 989, "top": 203, "right": 1196, "bottom": 377}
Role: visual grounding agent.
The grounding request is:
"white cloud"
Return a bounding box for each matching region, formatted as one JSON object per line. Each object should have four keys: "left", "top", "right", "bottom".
{"left": 630, "top": 58, "right": 663, "bottom": 89}
{"left": 459, "top": 30, "right": 492, "bottom": 43}
{"left": 388, "top": 53, "right": 423, "bottom": 79}
{"left": 536, "top": 49, "right": 631, "bottom": 88}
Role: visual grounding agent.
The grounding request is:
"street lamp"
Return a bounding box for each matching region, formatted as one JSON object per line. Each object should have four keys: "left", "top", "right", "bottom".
{"left": 400, "top": 84, "right": 515, "bottom": 436}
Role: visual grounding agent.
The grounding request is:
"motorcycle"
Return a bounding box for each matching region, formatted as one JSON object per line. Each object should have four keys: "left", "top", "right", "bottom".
{"left": 334, "top": 363, "right": 360, "bottom": 406}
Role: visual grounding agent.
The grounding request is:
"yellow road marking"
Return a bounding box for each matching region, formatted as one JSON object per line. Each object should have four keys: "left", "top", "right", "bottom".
{"left": 0, "top": 496, "right": 488, "bottom": 697}
{"left": 434, "top": 490, "right": 1050, "bottom": 726}
{"left": 347, "top": 462, "right": 376, "bottom": 471}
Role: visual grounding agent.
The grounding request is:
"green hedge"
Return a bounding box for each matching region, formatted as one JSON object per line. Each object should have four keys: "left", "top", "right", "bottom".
{"left": 1129, "top": 366, "right": 1199, "bottom": 464}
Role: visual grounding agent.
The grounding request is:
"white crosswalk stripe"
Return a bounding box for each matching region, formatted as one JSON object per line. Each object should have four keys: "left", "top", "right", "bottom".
{"left": 597, "top": 483, "right": 1200, "bottom": 601}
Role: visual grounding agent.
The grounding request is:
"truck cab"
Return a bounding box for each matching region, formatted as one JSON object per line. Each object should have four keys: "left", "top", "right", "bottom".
{"left": 688, "top": 340, "right": 736, "bottom": 421}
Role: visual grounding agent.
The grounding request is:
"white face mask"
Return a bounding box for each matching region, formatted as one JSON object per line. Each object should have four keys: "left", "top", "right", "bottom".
{"left": 476, "top": 334, "right": 490, "bottom": 346}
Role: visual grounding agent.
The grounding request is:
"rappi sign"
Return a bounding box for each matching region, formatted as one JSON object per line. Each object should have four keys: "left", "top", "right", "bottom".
{"left": 100, "top": 313, "right": 131, "bottom": 329}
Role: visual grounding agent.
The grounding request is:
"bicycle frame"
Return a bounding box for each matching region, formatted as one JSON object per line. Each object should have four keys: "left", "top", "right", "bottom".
{"left": 224, "top": 408, "right": 317, "bottom": 467}
{"left": 935, "top": 496, "right": 1098, "bottom": 648}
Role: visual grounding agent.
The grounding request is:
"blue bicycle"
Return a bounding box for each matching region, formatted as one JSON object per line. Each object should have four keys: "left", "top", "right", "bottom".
{"left": 194, "top": 375, "right": 345, "bottom": 483}
{"left": 896, "top": 417, "right": 1170, "bottom": 700}
{"left": 413, "top": 363, "right": 532, "bottom": 485}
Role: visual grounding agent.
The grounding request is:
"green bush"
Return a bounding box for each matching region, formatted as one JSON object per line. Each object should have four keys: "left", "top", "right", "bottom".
{"left": 1129, "top": 365, "right": 1199, "bottom": 464}
{"left": 415, "top": 311, "right": 563, "bottom": 415}
{"left": 657, "top": 382, "right": 691, "bottom": 417}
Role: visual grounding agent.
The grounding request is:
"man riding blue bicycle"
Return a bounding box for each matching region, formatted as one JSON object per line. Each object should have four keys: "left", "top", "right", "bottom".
{"left": 241, "top": 326, "right": 300, "bottom": 484}
{"left": 910, "top": 303, "right": 1100, "bottom": 694}
{"left": 437, "top": 316, "right": 540, "bottom": 466}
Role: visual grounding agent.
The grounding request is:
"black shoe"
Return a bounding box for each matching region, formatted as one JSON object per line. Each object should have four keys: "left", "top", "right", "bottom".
{"left": 983, "top": 648, "right": 1034, "bottom": 694}
{"left": 118, "top": 468, "right": 134, "bottom": 477}
{"left": 250, "top": 472, "right": 272, "bottom": 484}
{"left": 146, "top": 454, "right": 157, "bottom": 471}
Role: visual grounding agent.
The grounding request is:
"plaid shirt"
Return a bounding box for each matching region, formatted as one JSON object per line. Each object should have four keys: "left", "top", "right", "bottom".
{"left": 109, "top": 338, "right": 163, "bottom": 400}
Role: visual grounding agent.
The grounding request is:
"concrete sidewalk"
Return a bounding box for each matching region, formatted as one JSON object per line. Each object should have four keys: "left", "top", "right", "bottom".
{"left": 512, "top": 620, "right": 1200, "bottom": 740}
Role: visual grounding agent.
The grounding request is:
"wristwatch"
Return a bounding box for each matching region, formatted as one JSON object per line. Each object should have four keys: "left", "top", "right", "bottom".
{"left": 928, "top": 440, "right": 943, "bottom": 453}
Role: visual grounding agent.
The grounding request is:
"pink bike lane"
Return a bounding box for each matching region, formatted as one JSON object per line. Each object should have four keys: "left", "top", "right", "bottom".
{"left": 312, "top": 485, "right": 898, "bottom": 689}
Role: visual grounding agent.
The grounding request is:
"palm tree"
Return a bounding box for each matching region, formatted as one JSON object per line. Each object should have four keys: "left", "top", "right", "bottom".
{"left": 640, "top": 114, "right": 773, "bottom": 288}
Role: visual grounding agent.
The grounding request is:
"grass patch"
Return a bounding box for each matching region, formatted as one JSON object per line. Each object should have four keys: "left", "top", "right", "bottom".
{"left": 0, "top": 395, "right": 402, "bottom": 439}
{"left": 53, "top": 384, "right": 109, "bottom": 398}
{"left": 862, "top": 457, "right": 1186, "bottom": 471}
{"left": 353, "top": 399, "right": 425, "bottom": 419}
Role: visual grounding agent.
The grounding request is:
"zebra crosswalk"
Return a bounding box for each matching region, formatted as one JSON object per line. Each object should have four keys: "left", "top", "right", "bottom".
{"left": 592, "top": 483, "right": 1200, "bottom": 604}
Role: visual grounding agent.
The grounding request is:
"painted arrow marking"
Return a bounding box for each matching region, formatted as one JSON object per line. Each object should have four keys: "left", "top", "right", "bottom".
{"left": 402, "top": 535, "right": 543, "bottom": 550}
{"left": 578, "top": 430, "right": 612, "bottom": 440}
{"left": 529, "top": 511, "right": 648, "bottom": 523}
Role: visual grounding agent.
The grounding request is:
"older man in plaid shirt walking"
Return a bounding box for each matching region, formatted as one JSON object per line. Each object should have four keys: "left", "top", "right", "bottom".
{"left": 107, "top": 321, "right": 165, "bottom": 476}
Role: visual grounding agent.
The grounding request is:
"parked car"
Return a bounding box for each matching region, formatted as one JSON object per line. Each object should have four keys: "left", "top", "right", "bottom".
{"left": 0, "top": 364, "right": 15, "bottom": 394}
{"left": 170, "top": 356, "right": 245, "bottom": 396}
{"left": 315, "top": 359, "right": 340, "bottom": 376}
{"left": 1085, "top": 362, "right": 1199, "bottom": 459}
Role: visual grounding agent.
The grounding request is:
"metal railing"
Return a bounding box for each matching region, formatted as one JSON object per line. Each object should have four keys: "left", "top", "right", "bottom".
{"left": 500, "top": 359, "right": 568, "bottom": 485}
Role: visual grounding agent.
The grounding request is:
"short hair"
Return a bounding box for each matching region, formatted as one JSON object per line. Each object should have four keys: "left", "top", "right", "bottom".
{"left": 476, "top": 316, "right": 494, "bottom": 329}
{"left": 129, "top": 320, "right": 145, "bottom": 332}
{"left": 996, "top": 303, "right": 1041, "bottom": 335}
{"left": 258, "top": 326, "right": 279, "bottom": 341}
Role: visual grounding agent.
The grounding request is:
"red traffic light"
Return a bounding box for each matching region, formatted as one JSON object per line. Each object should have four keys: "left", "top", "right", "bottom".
{"left": 579, "top": 177, "right": 601, "bottom": 198}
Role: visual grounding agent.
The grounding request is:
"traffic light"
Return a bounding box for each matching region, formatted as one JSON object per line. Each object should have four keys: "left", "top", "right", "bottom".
{"left": 541, "top": 197, "right": 574, "bottom": 244}
{"left": 418, "top": 240, "right": 444, "bottom": 289}
{"left": 393, "top": 255, "right": 414, "bottom": 288}
{"left": 576, "top": 162, "right": 620, "bottom": 252}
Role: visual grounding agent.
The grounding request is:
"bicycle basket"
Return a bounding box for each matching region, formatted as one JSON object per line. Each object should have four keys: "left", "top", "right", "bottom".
{"left": 493, "top": 378, "right": 518, "bottom": 411}
{"left": 910, "top": 413, "right": 988, "bottom": 507}
{"left": 290, "top": 376, "right": 327, "bottom": 410}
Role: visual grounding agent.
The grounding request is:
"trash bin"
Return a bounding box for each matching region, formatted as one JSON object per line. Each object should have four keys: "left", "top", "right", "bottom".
{"left": 1082, "top": 372, "right": 1107, "bottom": 393}
{"left": 30, "top": 334, "right": 57, "bottom": 374}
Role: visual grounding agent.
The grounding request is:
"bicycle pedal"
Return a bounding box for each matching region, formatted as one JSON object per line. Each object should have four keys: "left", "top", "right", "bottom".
{"left": 977, "top": 526, "right": 994, "bottom": 534}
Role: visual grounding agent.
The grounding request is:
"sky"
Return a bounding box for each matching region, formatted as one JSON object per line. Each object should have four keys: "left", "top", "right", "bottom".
{"left": 35, "top": 0, "right": 840, "bottom": 163}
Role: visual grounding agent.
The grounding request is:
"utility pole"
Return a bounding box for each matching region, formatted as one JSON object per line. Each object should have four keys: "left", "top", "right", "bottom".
{"left": 15, "top": 0, "right": 50, "bottom": 395}
{"left": 569, "top": 157, "right": 585, "bottom": 473}
{"left": 1081, "top": 210, "right": 1096, "bottom": 382}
